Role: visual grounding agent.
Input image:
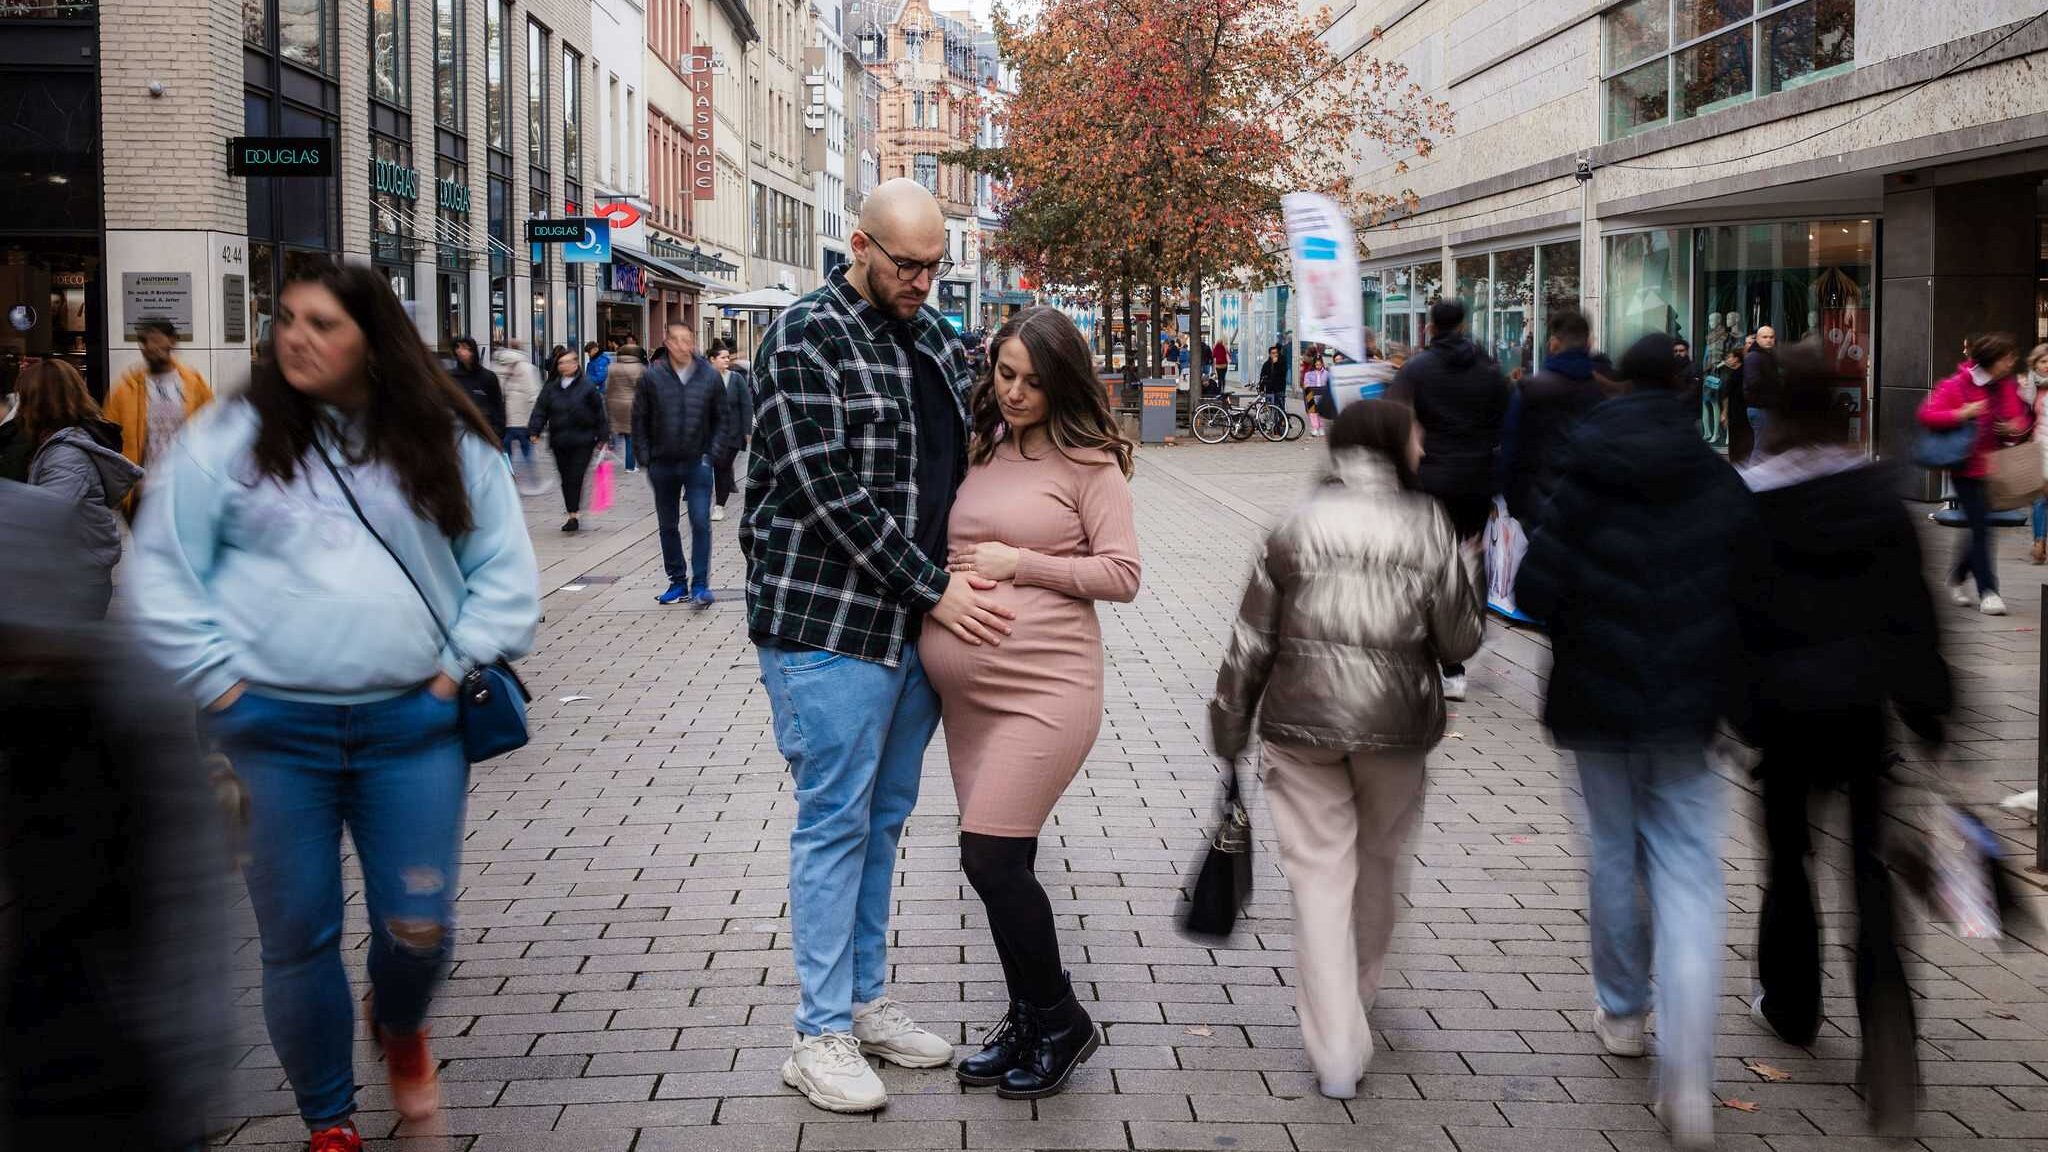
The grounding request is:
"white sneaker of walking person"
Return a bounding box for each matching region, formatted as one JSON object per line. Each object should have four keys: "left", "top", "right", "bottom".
{"left": 1981, "top": 592, "right": 2007, "bottom": 616}
{"left": 712, "top": 504, "right": 727, "bottom": 521}
{"left": 1951, "top": 580, "right": 1978, "bottom": 607}
{"left": 782, "top": 1031, "right": 887, "bottom": 1113}
{"left": 1441, "top": 672, "right": 1468, "bottom": 702}
{"left": 1592, "top": 1006, "right": 1646, "bottom": 1057}
{"left": 853, "top": 996, "right": 955, "bottom": 1068}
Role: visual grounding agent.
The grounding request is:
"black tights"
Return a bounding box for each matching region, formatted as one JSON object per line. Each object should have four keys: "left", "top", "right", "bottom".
{"left": 960, "top": 832, "right": 1066, "bottom": 1008}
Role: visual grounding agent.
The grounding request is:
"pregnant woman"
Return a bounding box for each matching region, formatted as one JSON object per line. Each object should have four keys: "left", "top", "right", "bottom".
{"left": 921, "top": 306, "right": 1141, "bottom": 1100}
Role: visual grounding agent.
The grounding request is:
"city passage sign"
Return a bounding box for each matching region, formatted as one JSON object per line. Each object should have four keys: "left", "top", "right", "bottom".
{"left": 226, "top": 136, "right": 334, "bottom": 177}
{"left": 526, "top": 218, "right": 596, "bottom": 242}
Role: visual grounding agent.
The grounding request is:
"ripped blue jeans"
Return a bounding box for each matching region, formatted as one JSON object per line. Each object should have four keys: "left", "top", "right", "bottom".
{"left": 207, "top": 686, "right": 467, "bottom": 1127}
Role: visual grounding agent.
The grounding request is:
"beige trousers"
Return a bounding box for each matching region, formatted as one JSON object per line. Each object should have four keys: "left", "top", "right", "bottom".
{"left": 1261, "top": 739, "right": 1427, "bottom": 1085}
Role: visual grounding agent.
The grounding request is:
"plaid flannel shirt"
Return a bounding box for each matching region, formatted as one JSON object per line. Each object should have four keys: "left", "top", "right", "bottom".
{"left": 740, "top": 266, "right": 973, "bottom": 665}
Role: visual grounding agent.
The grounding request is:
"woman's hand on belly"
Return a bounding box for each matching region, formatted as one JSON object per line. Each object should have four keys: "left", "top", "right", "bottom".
{"left": 949, "top": 541, "right": 1021, "bottom": 582}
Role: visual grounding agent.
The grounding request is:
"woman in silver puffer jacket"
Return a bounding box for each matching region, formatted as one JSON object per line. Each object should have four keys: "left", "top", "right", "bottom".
{"left": 1209, "top": 398, "right": 1484, "bottom": 1101}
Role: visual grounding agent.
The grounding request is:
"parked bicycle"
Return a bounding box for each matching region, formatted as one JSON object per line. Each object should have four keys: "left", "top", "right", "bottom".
{"left": 1193, "top": 391, "right": 1291, "bottom": 444}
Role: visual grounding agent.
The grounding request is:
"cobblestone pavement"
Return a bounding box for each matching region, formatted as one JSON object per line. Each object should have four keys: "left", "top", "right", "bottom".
{"left": 211, "top": 439, "right": 2048, "bottom": 1152}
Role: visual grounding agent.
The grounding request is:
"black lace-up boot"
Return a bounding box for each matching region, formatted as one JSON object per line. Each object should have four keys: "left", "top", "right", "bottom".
{"left": 996, "top": 982, "right": 1099, "bottom": 1099}
{"left": 956, "top": 1002, "right": 1030, "bottom": 1086}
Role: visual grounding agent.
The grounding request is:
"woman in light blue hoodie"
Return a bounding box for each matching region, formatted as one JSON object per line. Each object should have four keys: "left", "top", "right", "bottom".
{"left": 129, "top": 258, "right": 539, "bottom": 1152}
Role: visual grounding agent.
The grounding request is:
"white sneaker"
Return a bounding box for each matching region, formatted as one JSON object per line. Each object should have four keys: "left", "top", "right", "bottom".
{"left": 1952, "top": 582, "right": 1979, "bottom": 607}
{"left": 853, "top": 997, "right": 954, "bottom": 1069}
{"left": 1592, "top": 1006, "right": 1646, "bottom": 1057}
{"left": 1981, "top": 592, "right": 2007, "bottom": 616}
{"left": 712, "top": 505, "right": 727, "bottom": 521}
{"left": 1441, "top": 673, "right": 1468, "bottom": 702}
{"left": 782, "top": 1031, "right": 886, "bottom": 1113}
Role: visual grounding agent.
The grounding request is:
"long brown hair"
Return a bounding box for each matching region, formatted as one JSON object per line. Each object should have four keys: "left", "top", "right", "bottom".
{"left": 247, "top": 257, "right": 496, "bottom": 537}
{"left": 970, "top": 306, "right": 1134, "bottom": 478}
{"left": 16, "top": 359, "right": 101, "bottom": 451}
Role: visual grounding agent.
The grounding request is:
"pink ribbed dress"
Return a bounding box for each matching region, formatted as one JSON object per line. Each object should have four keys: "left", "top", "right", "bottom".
{"left": 921, "top": 443, "right": 1142, "bottom": 836}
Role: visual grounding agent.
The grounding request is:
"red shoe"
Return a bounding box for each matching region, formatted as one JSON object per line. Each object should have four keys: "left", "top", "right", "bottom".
{"left": 308, "top": 1122, "right": 361, "bottom": 1152}
{"left": 364, "top": 991, "right": 441, "bottom": 1122}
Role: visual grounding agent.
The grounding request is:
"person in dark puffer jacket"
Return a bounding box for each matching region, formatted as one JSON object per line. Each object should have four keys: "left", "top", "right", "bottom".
{"left": 1388, "top": 298, "right": 1508, "bottom": 700}
{"left": 633, "top": 320, "right": 732, "bottom": 607}
{"left": 1513, "top": 331, "right": 1754, "bottom": 1152}
{"left": 527, "top": 346, "right": 609, "bottom": 530}
{"left": 1733, "top": 339, "right": 1949, "bottom": 1141}
{"left": 1500, "top": 307, "right": 1604, "bottom": 533}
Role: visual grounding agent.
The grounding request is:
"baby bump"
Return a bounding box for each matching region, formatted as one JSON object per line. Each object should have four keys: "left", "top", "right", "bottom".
{"left": 921, "top": 587, "right": 1102, "bottom": 702}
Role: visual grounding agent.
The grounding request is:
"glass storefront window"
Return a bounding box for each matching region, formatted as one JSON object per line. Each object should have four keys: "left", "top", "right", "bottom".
{"left": 371, "top": 0, "right": 408, "bottom": 107}
{"left": 435, "top": 0, "right": 464, "bottom": 129}
{"left": 1538, "top": 240, "right": 1581, "bottom": 369}
{"left": 371, "top": 134, "right": 414, "bottom": 264}
{"left": 1492, "top": 247, "right": 1534, "bottom": 376}
{"left": 1765, "top": 0, "right": 1855, "bottom": 94}
{"left": 1677, "top": 25, "right": 1753, "bottom": 121}
{"left": 1604, "top": 229, "right": 1692, "bottom": 358}
{"left": 1455, "top": 258, "right": 1491, "bottom": 351}
{"left": 1606, "top": 59, "right": 1669, "bottom": 140}
{"left": 0, "top": 71, "right": 99, "bottom": 232}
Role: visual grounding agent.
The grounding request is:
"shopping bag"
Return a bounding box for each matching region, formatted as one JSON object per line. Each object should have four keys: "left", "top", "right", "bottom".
{"left": 590, "top": 453, "right": 616, "bottom": 514}
{"left": 1181, "top": 766, "right": 1252, "bottom": 940}
{"left": 1892, "top": 793, "right": 2015, "bottom": 941}
{"left": 1985, "top": 440, "right": 2042, "bottom": 511}
{"left": 1913, "top": 414, "right": 1976, "bottom": 471}
{"left": 1483, "top": 496, "right": 1534, "bottom": 623}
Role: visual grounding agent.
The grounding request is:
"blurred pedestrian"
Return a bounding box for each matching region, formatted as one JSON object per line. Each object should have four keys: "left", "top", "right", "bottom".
{"left": 709, "top": 336, "right": 753, "bottom": 522}
{"left": 1919, "top": 331, "right": 2032, "bottom": 615}
{"left": 528, "top": 345, "right": 608, "bottom": 531}
{"left": 1211, "top": 398, "right": 1482, "bottom": 1100}
{"left": 2021, "top": 342, "right": 2048, "bottom": 565}
{"left": 925, "top": 307, "right": 1140, "bottom": 1100}
{"left": 16, "top": 359, "right": 142, "bottom": 617}
{"left": 1742, "top": 326, "right": 1780, "bottom": 460}
{"left": 104, "top": 317, "right": 214, "bottom": 513}
{"left": 746, "top": 180, "right": 1012, "bottom": 1114}
{"left": 1301, "top": 351, "right": 1329, "bottom": 436}
{"left": 633, "top": 321, "right": 730, "bottom": 607}
{"left": 1500, "top": 308, "right": 1602, "bottom": 532}
{"left": 491, "top": 342, "right": 546, "bottom": 495}
{"left": 0, "top": 360, "right": 23, "bottom": 482}
{"left": 1672, "top": 339, "right": 1703, "bottom": 407}
{"left": 1257, "top": 343, "right": 1286, "bottom": 407}
{"left": 1735, "top": 339, "right": 1950, "bottom": 1140}
{"left": 606, "top": 340, "right": 647, "bottom": 473}
{"left": 127, "top": 257, "right": 540, "bottom": 1152}
{"left": 1388, "top": 299, "right": 1508, "bottom": 701}
{"left": 585, "top": 340, "right": 612, "bottom": 389}
{"left": 1212, "top": 337, "right": 1230, "bottom": 389}
{"left": 1, "top": 483, "right": 231, "bottom": 1152}
{"left": 1514, "top": 332, "right": 1754, "bottom": 1151}
{"left": 449, "top": 337, "right": 505, "bottom": 438}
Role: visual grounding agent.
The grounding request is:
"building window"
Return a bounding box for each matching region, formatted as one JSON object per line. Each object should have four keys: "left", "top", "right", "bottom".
{"left": 434, "top": 0, "right": 463, "bottom": 129}
{"left": 488, "top": 171, "right": 509, "bottom": 274}
{"left": 563, "top": 46, "right": 582, "bottom": 181}
{"left": 531, "top": 182, "right": 550, "bottom": 357}
{"left": 370, "top": 133, "right": 416, "bottom": 265}
{"left": 913, "top": 153, "right": 937, "bottom": 194}
{"left": 528, "top": 20, "right": 548, "bottom": 168}
{"left": 263, "top": 0, "right": 332, "bottom": 74}
{"left": 371, "top": 0, "right": 408, "bottom": 107}
{"left": 486, "top": 0, "right": 509, "bottom": 150}
{"left": 1602, "top": 0, "right": 1854, "bottom": 140}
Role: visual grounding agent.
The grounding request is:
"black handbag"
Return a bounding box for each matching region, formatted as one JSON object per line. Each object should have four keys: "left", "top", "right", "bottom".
{"left": 313, "top": 439, "right": 532, "bottom": 763}
{"left": 1181, "top": 765, "right": 1253, "bottom": 940}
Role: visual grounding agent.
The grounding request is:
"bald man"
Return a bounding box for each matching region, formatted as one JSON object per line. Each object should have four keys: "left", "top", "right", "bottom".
{"left": 1743, "top": 325, "right": 1780, "bottom": 461}
{"left": 742, "top": 178, "right": 1013, "bottom": 1113}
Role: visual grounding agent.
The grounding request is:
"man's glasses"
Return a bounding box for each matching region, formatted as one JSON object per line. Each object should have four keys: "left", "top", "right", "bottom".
{"left": 866, "top": 235, "right": 953, "bottom": 282}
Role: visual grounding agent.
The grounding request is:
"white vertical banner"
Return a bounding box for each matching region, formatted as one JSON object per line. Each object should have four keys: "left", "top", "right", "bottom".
{"left": 1280, "top": 192, "right": 1364, "bottom": 363}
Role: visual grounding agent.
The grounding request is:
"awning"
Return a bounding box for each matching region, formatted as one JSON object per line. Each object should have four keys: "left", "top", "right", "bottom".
{"left": 705, "top": 286, "right": 799, "bottom": 310}
{"left": 612, "top": 245, "right": 739, "bottom": 294}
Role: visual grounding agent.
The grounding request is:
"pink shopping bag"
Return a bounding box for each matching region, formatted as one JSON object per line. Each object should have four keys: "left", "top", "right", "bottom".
{"left": 590, "top": 454, "right": 616, "bottom": 514}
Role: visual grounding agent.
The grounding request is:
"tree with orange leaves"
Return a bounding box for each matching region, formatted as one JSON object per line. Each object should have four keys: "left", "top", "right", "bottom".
{"left": 976, "top": 0, "right": 1451, "bottom": 410}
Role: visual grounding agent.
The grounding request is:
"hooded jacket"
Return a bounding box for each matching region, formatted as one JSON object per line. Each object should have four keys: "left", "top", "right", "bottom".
{"left": 632, "top": 351, "right": 730, "bottom": 467}
{"left": 605, "top": 345, "right": 647, "bottom": 433}
{"left": 1514, "top": 390, "right": 1755, "bottom": 748}
{"left": 1500, "top": 347, "right": 1605, "bottom": 529}
{"left": 491, "top": 348, "right": 542, "bottom": 429}
{"left": 1732, "top": 449, "right": 1950, "bottom": 751}
{"left": 1389, "top": 333, "right": 1510, "bottom": 500}
{"left": 27, "top": 419, "right": 144, "bottom": 579}
{"left": 1210, "top": 449, "right": 1485, "bottom": 760}
{"left": 450, "top": 359, "right": 506, "bottom": 434}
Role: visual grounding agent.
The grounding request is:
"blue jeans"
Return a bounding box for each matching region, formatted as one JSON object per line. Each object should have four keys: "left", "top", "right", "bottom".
{"left": 502, "top": 427, "right": 533, "bottom": 464}
{"left": 1746, "top": 407, "right": 1768, "bottom": 460}
{"left": 206, "top": 687, "right": 467, "bottom": 1127}
{"left": 756, "top": 644, "right": 941, "bottom": 1035}
{"left": 1951, "top": 475, "right": 1997, "bottom": 595}
{"left": 613, "top": 433, "right": 637, "bottom": 471}
{"left": 648, "top": 457, "right": 715, "bottom": 592}
{"left": 1574, "top": 745, "right": 1723, "bottom": 1104}
{"left": 2031, "top": 495, "right": 2045, "bottom": 542}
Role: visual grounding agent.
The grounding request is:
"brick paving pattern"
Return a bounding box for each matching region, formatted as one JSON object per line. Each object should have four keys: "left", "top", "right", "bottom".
{"left": 210, "top": 440, "right": 2048, "bottom": 1151}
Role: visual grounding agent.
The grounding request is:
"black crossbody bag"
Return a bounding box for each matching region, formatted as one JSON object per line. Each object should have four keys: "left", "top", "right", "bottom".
{"left": 312, "top": 438, "right": 532, "bottom": 762}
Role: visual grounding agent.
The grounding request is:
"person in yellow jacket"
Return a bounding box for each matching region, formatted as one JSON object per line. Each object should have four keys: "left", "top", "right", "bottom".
{"left": 103, "top": 320, "right": 214, "bottom": 513}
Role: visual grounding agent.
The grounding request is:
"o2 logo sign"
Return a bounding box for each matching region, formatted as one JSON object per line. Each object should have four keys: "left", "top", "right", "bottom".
{"left": 594, "top": 202, "right": 641, "bottom": 229}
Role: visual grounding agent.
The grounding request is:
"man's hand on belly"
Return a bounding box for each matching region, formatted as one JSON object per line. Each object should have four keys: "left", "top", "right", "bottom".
{"left": 930, "top": 574, "right": 1016, "bottom": 647}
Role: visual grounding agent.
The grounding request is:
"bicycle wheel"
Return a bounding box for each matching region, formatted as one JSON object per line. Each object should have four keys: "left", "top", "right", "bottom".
{"left": 1230, "top": 411, "right": 1258, "bottom": 441}
{"left": 1192, "top": 404, "right": 1231, "bottom": 444}
{"left": 1253, "top": 403, "right": 1288, "bottom": 442}
{"left": 1284, "top": 413, "right": 1307, "bottom": 441}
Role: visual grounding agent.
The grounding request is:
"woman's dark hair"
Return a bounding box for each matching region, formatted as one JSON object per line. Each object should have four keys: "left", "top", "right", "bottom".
{"left": 16, "top": 359, "right": 100, "bottom": 451}
{"left": 1970, "top": 331, "right": 2020, "bottom": 372}
{"left": 1326, "top": 398, "right": 1417, "bottom": 489}
{"left": 453, "top": 336, "right": 480, "bottom": 361}
{"left": 972, "top": 306, "right": 1134, "bottom": 478}
{"left": 248, "top": 257, "right": 496, "bottom": 537}
{"left": 1761, "top": 338, "right": 1848, "bottom": 454}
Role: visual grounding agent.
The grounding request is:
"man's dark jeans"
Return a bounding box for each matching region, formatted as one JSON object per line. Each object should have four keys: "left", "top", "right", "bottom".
{"left": 649, "top": 457, "right": 715, "bottom": 592}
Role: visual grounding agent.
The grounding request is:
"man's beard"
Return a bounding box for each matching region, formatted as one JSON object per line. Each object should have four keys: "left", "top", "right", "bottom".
{"left": 143, "top": 353, "right": 171, "bottom": 371}
{"left": 862, "top": 263, "right": 918, "bottom": 321}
